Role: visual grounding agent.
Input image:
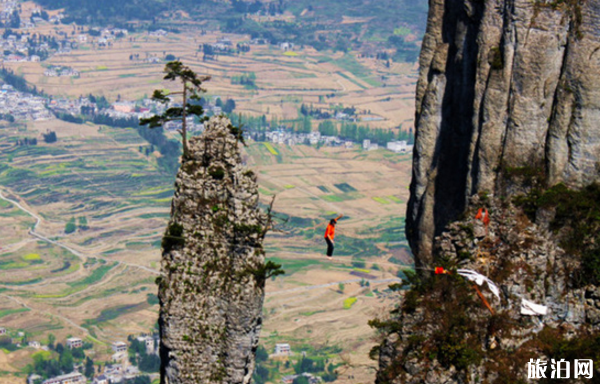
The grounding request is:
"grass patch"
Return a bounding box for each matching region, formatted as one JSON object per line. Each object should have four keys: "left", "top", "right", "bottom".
{"left": 0, "top": 308, "right": 30, "bottom": 318}
{"left": 387, "top": 195, "right": 403, "bottom": 203}
{"left": 283, "top": 51, "right": 299, "bottom": 56}
{"left": 322, "top": 192, "right": 363, "bottom": 202}
{"left": 68, "top": 263, "right": 116, "bottom": 289}
{"left": 263, "top": 142, "right": 279, "bottom": 156}
{"left": 317, "top": 186, "right": 329, "bottom": 193}
{"left": 118, "top": 74, "right": 136, "bottom": 78}
{"left": 334, "top": 183, "right": 357, "bottom": 193}
{"left": 284, "top": 184, "right": 295, "bottom": 189}
{"left": 266, "top": 257, "right": 321, "bottom": 275}
{"left": 84, "top": 303, "right": 145, "bottom": 326}
{"left": 393, "top": 26, "right": 412, "bottom": 36}
{"left": 22, "top": 253, "right": 41, "bottom": 261}
{"left": 343, "top": 297, "right": 357, "bottom": 309}
{"left": 335, "top": 71, "right": 367, "bottom": 90}
{"left": 372, "top": 197, "right": 391, "bottom": 204}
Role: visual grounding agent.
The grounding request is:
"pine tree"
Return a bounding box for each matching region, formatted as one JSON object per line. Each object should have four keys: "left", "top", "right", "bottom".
{"left": 140, "top": 61, "right": 210, "bottom": 157}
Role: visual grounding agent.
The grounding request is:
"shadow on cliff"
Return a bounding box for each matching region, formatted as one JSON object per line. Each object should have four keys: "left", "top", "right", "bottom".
{"left": 430, "top": 0, "right": 484, "bottom": 245}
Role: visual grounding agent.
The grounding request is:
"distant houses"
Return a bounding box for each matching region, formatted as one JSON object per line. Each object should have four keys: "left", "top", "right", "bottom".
{"left": 112, "top": 341, "right": 127, "bottom": 354}
{"left": 386, "top": 140, "right": 413, "bottom": 153}
{"left": 42, "top": 372, "right": 86, "bottom": 384}
{"left": 281, "top": 372, "right": 321, "bottom": 384}
{"left": 274, "top": 343, "right": 291, "bottom": 356}
{"left": 66, "top": 337, "right": 82, "bottom": 349}
{"left": 43, "top": 66, "right": 79, "bottom": 77}
{"left": 91, "top": 374, "right": 108, "bottom": 384}
{"left": 137, "top": 335, "right": 156, "bottom": 355}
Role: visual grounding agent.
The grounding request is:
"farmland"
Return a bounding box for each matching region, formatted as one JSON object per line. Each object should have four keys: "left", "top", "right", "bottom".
{"left": 0, "top": 7, "right": 417, "bottom": 383}
{"left": 0, "top": 120, "right": 412, "bottom": 382}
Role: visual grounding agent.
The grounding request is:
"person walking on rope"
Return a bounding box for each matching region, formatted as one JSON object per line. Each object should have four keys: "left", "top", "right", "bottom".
{"left": 324, "top": 214, "right": 343, "bottom": 257}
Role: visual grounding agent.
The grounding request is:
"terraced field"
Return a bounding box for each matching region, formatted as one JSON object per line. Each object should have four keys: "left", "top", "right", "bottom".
{"left": 0, "top": 16, "right": 416, "bottom": 383}
{"left": 0, "top": 118, "right": 412, "bottom": 382}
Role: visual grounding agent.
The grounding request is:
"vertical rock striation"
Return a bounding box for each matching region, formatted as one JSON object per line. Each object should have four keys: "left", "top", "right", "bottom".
{"left": 407, "top": 0, "right": 600, "bottom": 266}
{"left": 158, "top": 116, "right": 268, "bottom": 384}
{"left": 374, "top": 0, "right": 600, "bottom": 382}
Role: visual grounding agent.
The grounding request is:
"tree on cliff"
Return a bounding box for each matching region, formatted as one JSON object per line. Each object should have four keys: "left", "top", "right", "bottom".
{"left": 140, "top": 61, "right": 210, "bottom": 158}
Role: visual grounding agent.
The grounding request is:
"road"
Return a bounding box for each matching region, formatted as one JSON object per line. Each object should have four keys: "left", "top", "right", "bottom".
{"left": 0, "top": 188, "right": 160, "bottom": 275}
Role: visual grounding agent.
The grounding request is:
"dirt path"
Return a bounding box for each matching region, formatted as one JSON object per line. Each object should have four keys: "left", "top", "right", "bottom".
{"left": 0, "top": 188, "right": 160, "bottom": 276}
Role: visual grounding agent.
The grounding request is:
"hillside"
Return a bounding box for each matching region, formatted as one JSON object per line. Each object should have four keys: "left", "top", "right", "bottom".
{"left": 31, "top": 0, "right": 427, "bottom": 59}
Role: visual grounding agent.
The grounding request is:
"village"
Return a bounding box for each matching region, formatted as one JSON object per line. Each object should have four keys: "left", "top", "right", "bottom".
{"left": 0, "top": 325, "right": 328, "bottom": 384}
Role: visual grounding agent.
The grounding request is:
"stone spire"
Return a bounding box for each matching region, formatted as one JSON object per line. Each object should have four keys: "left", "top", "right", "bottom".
{"left": 158, "top": 116, "right": 268, "bottom": 384}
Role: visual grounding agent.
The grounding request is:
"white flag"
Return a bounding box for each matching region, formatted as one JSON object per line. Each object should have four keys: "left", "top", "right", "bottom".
{"left": 521, "top": 299, "right": 548, "bottom": 316}
{"left": 456, "top": 269, "right": 501, "bottom": 301}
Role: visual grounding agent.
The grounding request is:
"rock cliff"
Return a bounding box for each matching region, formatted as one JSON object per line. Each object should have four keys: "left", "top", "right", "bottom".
{"left": 158, "top": 116, "right": 269, "bottom": 384}
{"left": 407, "top": 0, "right": 600, "bottom": 265}
{"left": 374, "top": 0, "right": 600, "bottom": 382}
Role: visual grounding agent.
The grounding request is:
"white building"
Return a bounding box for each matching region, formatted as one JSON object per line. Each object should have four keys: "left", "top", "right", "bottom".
{"left": 0, "top": 327, "right": 6, "bottom": 336}
{"left": 362, "top": 139, "right": 371, "bottom": 150}
{"left": 274, "top": 343, "right": 291, "bottom": 355}
{"left": 42, "top": 372, "right": 86, "bottom": 384}
{"left": 386, "top": 140, "right": 413, "bottom": 153}
{"left": 92, "top": 374, "right": 108, "bottom": 384}
{"left": 29, "top": 341, "right": 41, "bottom": 349}
{"left": 137, "top": 335, "right": 155, "bottom": 355}
{"left": 112, "top": 341, "right": 127, "bottom": 353}
{"left": 66, "top": 337, "right": 82, "bottom": 349}
{"left": 28, "top": 374, "right": 43, "bottom": 384}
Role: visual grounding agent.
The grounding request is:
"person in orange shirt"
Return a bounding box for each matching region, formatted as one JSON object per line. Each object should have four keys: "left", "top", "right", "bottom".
{"left": 324, "top": 214, "right": 343, "bottom": 257}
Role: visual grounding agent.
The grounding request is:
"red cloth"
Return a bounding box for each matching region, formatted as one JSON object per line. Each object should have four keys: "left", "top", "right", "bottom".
{"left": 475, "top": 208, "right": 483, "bottom": 220}
{"left": 435, "top": 267, "right": 445, "bottom": 274}
{"left": 475, "top": 208, "right": 490, "bottom": 226}
{"left": 483, "top": 210, "right": 490, "bottom": 226}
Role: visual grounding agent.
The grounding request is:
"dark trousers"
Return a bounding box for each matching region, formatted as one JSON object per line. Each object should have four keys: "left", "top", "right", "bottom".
{"left": 325, "top": 238, "right": 334, "bottom": 256}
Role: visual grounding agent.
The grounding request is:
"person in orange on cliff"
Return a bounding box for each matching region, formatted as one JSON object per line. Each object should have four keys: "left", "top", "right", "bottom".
{"left": 324, "top": 214, "right": 343, "bottom": 257}
{"left": 475, "top": 208, "right": 491, "bottom": 234}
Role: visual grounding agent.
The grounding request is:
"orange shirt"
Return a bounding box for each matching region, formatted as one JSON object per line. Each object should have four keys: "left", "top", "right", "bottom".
{"left": 325, "top": 223, "right": 336, "bottom": 239}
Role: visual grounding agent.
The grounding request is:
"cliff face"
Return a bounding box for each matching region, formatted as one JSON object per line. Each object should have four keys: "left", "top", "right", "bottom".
{"left": 407, "top": 0, "right": 600, "bottom": 265}
{"left": 158, "top": 116, "right": 268, "bottom": 384}
{"left": 374, "top": 0, "right": 600, "bottom": 382}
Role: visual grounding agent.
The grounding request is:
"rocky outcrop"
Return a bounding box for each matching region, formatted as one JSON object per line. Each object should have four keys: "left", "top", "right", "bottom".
{"left": 376, "top": 0, "right": 600, "bottom": 382}
{"left": 407, "top": 0, "right": 600, "bottom": 266}
{"left": 158, "top": 116, "right": 269, "bottom": 384}
{"left": 376, "top": 196, "right": 600, "bottom": 384}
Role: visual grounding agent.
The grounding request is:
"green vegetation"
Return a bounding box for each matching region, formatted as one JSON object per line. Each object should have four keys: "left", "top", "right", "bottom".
{"left": 263, "top": 142, "right": 279, "bottom": 156}
{"left": 334, "top": 55, "right": 381, "bottom": 87}
{"left": 65, "top": 217, "right": 76, "bottom": 234}
{"left": 140, "top": 61, "right": 210, "bottom": 157}
{"left": 489, "top": 46, "right": 504, "bottom": 70}
{"left": 334, "top": 183, "right": 357, "bottom": 193}
{"left": 515, "top": 182, "right": 600, "bottom": 286}
{"left": 248, "top": 260, "right": 285, "bottom": 284}
{"left": 68, "top": 263, "right": 116, "bottom": 289}
{"left": 162, "top": 222, "right": 185, "bottom": 253}
{"left": 0, "top": 307, "right": 30, "bottom": 318}
{"left": 343, "top": 297, "right": 357, "bottom": 309}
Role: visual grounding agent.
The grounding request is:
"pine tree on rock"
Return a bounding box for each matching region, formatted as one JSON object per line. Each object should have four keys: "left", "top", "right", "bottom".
{"left": 140, "top": 61, "right": 210, "bottom": 158}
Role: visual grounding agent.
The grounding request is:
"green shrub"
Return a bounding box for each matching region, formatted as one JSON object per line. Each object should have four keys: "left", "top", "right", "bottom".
{"left": 489, "top": 46, "right": 503, "bottom": 70}
{"left": 162, "top": 222, "right": 185, "bottom": 253}
{"left": 209, "top": 167, "right": 225, "bottom": 180}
